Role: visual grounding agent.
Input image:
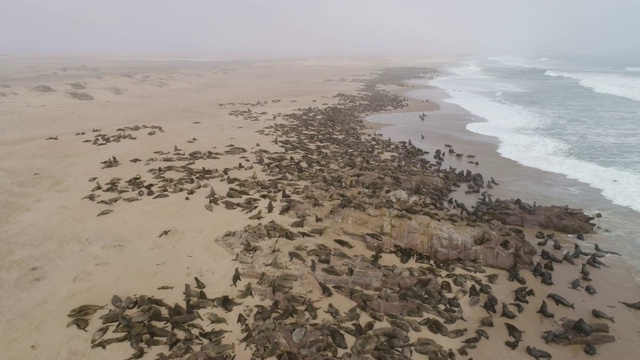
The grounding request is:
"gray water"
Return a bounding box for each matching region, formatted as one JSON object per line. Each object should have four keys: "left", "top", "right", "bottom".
{"left": 375, "top": 55, "right": 640, "bottom": 276}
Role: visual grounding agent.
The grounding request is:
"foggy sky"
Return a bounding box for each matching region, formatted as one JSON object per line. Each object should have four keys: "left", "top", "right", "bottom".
{"left": 2, "top": 0, "right": 639, "bottom": 57}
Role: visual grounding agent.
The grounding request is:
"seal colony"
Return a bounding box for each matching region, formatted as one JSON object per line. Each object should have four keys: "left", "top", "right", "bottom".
{"left": 47, "top": 66, "right": 638, "bottom": 359}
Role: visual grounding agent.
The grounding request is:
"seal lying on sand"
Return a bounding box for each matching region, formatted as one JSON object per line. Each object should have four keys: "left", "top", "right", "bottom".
{"left": 526, "top": 346, "right": 552, "bottom": 359}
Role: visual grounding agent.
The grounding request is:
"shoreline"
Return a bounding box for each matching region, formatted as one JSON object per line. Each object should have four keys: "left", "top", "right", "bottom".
{"left": 368, "top": 77, "right": 640, "bottom": 358}
{"left": 1, "top": 58, "right": 640, "bottom": 359}
{"left": 369, "top": 78, "right": 640, "bottom": 259}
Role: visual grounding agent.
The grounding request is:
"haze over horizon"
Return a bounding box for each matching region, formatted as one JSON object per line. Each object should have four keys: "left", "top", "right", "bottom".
{"left": 1, "top": 0, "right": 639, "bottom": 58}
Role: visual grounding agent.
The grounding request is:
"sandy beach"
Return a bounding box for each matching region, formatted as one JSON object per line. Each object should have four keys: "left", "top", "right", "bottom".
{"left": 1, "top": 55, "right": 639, "bottom": 360}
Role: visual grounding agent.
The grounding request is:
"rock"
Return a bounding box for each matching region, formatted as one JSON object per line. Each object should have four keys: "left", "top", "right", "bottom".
{"left": 483, "top": 201, "right": 595, "bottom": 234}
{"left": 333, "top": 208, "right": 533, "bottom": 270}
{"left": 542, "top": 319, "right": 617, "bottom": 346}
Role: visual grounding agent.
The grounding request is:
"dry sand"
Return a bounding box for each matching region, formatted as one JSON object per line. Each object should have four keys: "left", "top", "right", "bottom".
{"left": 1, "top": 55, "right": 638, "bottom": 360}
{"left": 0, "top": 55, "right": 444, "bottom": 359}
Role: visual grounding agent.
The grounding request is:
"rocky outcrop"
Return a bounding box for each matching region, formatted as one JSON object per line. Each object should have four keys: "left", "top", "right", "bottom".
{"left": 480, "top": 199, "right": 596, "bottom": 234}
{"left": 332, "top": 208, "right": 536, "bottom": 270}
{"left": 541, "top": 318, "right": 616, "bottom": 346}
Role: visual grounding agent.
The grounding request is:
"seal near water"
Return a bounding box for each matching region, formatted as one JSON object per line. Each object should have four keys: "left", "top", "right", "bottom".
{"left": 595, "top": 244, "right": 621, "bottom": 256}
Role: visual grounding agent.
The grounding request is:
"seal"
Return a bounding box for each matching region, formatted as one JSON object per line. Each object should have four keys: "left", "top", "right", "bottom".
{"left": 568, "top": 278, "right": 582, "bottom": 290}
{"left": 584, "top": 343, "right": 597, "bottom": 355}
{"left": 619, "top": 300, "right": 640, "bottom": 310}
{"left": 505, "top": 339, "right": 520, "bottom": 350}
{"left": 547, "top": 293, "right": 574, "bottom": 309}
{"left": 526, "top": 346, "right": 552, "bottom": 359}
{"left": 231, "top": 268, "right": 241, "bottom": 287}
{"left": 91, "top": 325, "right": 110, "bottom": 343}
{"left": 572, "top": 318, "right": 591, "bottom": 336}
{"left": 591, "top": 309, "right": 614, "bottom": 323}
{"left": 505, "top": 322, "right": 523, "bottom": 343}
{"left": 537, "top": 300, "right": 555, "bottom": 318}
{"left": 501, "top": 303, "right": 517, "bottom": 319}
{"left": 66, "top": 318, "right": 89, "bottom": 331}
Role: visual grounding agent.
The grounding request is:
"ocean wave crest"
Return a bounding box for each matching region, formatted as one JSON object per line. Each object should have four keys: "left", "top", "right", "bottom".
{"left": 544, "top": 70, "right": 640, "bottom": 102}
{"left": 429, "top": 78, "right": 640, "bottom": 213}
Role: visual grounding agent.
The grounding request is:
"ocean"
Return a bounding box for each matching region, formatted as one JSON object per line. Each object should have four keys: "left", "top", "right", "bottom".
{"left": 377, "top": 55, "right": 640, "bottom": 274}
{"left": 431, "top": 56, "right": 640, "bottom": 214}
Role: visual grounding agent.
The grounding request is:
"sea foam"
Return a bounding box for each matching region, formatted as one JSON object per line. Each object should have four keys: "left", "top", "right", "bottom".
{"left": 545, "top": 70, "right": 640, "bottom": 102}
{"left": 431, "top": 69, "right": 640, "bottom": 214}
